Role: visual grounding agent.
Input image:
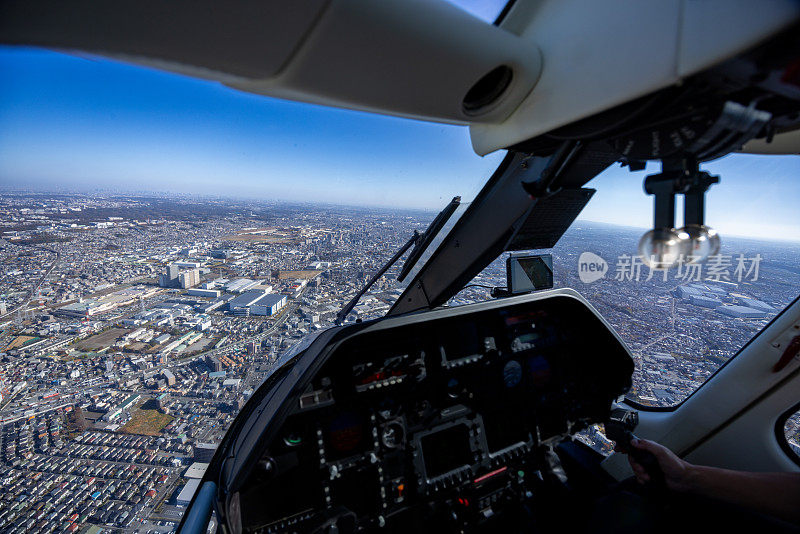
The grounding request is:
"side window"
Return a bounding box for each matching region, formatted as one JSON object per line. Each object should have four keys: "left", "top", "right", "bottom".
{"left": 783, "top": 408, "right": 800, "bottom": 460}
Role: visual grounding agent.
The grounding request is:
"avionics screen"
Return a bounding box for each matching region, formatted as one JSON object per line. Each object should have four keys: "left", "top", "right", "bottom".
{"left": 324, "top": 411, "right": 370, "bottom": 461}
{"left": 507, "top": 254, "right": 553, "bottom": 293}
{"left": 440, "top": 323, "right": 481, "bottom": 362}
{"left": 331, "top": 467, "right": 382, "bottom": 516}
{"left": 483, "top": 413, "right": 529, "bottom": 453}
{"left": 420, "top": 424, "right": 472, "bottom": 478}
{"left": 259, "top": 469, "right": 322, "bottom": 521}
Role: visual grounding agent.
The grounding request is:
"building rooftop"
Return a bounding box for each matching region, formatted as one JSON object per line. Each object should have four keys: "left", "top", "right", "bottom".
{"left": 228, "top": 289, "right": 268, "bottom": 309}
{"left": 717, "top": 305, "right": 768, "bottom": 318}
{"left": 257, "top": 293, "right": 286, "bottom": 307}
{"left": 176, "top": 478, "right": 201, "bottom": 505}
{"left": 184, "top": 462, "right": 209, "bottom": 479}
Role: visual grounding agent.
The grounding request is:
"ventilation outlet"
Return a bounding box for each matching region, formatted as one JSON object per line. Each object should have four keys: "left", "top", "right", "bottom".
{"left": 462, "top": 65, "right": 513, "bottom": 115}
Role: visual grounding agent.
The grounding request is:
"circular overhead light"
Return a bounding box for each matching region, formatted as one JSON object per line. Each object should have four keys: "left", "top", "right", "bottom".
{"left": 679, "top": 224, "right": 721, "bottom": 263}
{"left": 638, "top": 228, "right": 690, "bottom": 269}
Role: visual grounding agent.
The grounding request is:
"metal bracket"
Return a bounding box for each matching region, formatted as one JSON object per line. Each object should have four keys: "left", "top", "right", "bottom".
{"left": 643, "top": 159, "right": 719, "bottom": 229}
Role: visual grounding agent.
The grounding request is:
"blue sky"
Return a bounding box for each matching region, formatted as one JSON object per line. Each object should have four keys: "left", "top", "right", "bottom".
{"left": 442, "top": 0, "right": 508, "bottom": 22}
{"left": 0, "top": 46, "right": 798, "bottom": 241}
{"left": 0, "top": 47, "right": 504, "bottom": 209}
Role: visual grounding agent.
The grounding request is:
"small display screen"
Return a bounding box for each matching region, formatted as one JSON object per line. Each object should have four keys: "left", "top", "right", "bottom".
{"left": 325, "top": 412, "right": 370, "bottom": 461}
{"left": 507, "top": 254, "right": 554, "bottom": 294}
{"left": 441, "top": 324, "right": 481, "bottom": 362}
{"left": 331, "top": 467, "right": 382, "bottom": 516}
{"left": 483, "top": 413, "right": 529, "bottom": 453}
{"left": 420, "top": 424, "right": 472, "bottom": 478}
{"left": 504, "top": 308, "right": 559, "bottom": 353}
{"left": 528, "top": 355, "right": 552, "bottom": 387}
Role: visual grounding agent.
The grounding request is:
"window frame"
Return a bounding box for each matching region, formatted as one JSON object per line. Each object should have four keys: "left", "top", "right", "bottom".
{"left": 776, "top": 400, "right": 800, "bottom": 468}
{"left": 494, "top": 0, "right": 517, "bottom": 25}
{"left": 624, "top": 293, "right": 800, "bottom": 412}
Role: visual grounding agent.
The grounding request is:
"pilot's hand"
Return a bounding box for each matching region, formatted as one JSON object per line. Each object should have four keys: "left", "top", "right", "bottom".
{"left": 628, "top": 438, "right": 693, "bottom": 492}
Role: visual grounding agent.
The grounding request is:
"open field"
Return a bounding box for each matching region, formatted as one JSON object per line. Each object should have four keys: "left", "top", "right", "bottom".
{"left": 276, "top": 270, "right": 321, "bottom": 280}
{"left": 59, "top": 351, "right": 96, "bottom": 362}
{"left": 185, "top": 337, "right": 214, "bottom": 353}
{"left": 120, "top": 402, "right": 174, "bottom": 436}
{"left": 222, "top": 228, "right": 298, "bottom": 244}
{"left": 74, "top": 327, "right": 130, "bottom": 351}
{"left": 224, "top": 235, "right": 293, "bottom": 244}
{"left": 1, "top": 335, "right": 41, "bottom": 351}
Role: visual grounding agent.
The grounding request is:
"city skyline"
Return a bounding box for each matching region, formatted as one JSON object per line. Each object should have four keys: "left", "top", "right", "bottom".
{"left": 1, "top": 46, "right": 799, "bottom": 241}
{"left": 1, "top": 184, "right": 799, "bottom": 245}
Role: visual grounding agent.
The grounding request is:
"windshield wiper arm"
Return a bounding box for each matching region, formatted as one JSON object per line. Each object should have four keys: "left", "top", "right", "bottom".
{"left": 397, "top": 196, "right": 461, "bottom": 282}
{"left": 334, "top": 196, "right": 462, "bottom": 325}
{"left": 335, "top": 230, "right": 420, "bottom": 325}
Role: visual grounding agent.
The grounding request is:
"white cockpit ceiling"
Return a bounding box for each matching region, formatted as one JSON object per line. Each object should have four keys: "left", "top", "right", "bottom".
{"left": 2, "top": 0, "right": 799, "bottom": 154}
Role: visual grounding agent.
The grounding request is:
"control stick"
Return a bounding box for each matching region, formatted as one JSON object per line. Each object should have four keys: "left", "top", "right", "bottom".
{"left": 606, "top": 408, "right": 666, "bottom": 490}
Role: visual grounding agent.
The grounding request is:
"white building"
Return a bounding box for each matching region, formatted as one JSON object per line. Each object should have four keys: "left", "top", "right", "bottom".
{"left": 250, "top": 294, "right": 288, "bottom": 316}
{"left": 176, "top": 479, "right": 201, "bottom": 506}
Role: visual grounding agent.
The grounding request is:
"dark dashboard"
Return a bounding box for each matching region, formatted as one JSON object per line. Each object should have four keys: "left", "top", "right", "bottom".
{"left": 224, "top": 291, "right": 634, "bottom": 533}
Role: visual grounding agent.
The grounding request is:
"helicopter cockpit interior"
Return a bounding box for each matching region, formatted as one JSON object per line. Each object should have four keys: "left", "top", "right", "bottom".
{"left": 213, "top": 290, "right": 637, "bottom": 533}
{"left": 2, "top": 1, "right": 800, "bottom": 533}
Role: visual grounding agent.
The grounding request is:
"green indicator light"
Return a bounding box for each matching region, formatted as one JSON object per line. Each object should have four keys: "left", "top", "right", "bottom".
{"left": 517, "top": 470, "right": 525, "bottom": 478}
{"left": 284, "top": 435, "right": 303, "bottom": 446}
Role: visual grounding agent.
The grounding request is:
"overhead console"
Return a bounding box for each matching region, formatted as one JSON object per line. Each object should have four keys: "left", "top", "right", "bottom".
{"left": 226, "top": 290, "right": 634, "bottom": 533}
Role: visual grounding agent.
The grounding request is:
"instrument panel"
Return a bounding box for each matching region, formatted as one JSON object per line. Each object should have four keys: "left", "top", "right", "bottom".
{"left": 235, "top": 293, "right": 633, "bottom": 533}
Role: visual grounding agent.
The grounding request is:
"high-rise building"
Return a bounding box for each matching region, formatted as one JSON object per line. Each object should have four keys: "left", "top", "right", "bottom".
{"left": 206, "top": 355, "right": 222, "bottom": 373}
{"left": 160, "top": 263, "right": 182, "bottom": 288}
{"left": 163, "top": 369, "right": 176, "bottom": 386}
{"left": 179, "top": 268, "right": 200, "bottom": 289}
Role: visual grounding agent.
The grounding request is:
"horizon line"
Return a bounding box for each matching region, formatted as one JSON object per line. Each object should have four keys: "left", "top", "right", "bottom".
{"left": 2, "top": 187, "right": 799, "bottom": 245}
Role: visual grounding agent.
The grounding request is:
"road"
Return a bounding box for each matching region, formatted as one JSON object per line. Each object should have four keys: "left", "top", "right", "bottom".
{"left": 0, "top": 246, "right": 60, "bottom": 319}
{"left": 133, "top": 470, "right": 181, "bottom": 531}
{"left": 640, "top": 284, "right": 683, "bottom": 352}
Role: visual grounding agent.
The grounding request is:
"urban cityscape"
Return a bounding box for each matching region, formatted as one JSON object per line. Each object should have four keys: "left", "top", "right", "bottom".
{"left": 0, "top": 191, "right": 798, "bottom": 533}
